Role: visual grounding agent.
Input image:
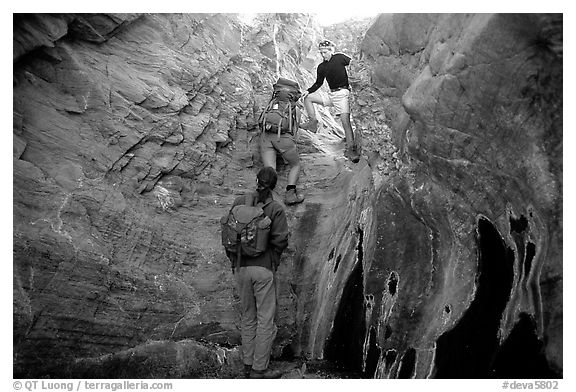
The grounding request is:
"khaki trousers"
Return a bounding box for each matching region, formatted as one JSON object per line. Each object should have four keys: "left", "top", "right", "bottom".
{"left": 235, "top": 266, "right": 277, "bottom": 371}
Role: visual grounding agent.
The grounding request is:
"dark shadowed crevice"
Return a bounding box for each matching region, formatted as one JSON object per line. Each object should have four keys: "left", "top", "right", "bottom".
{"left": 334, "top": 255, "right": 341, "bottom": 273}
{"left": 384, "top": 325, "right": 392, "bottom": 339}
{"left": 433, "top": 217, "right": 514, "bottom": 378}
{"left": 510, "top": 215, "right": 529, "bottom": 233}
{"left": 524, "top": 242, "right": 535, "bottom": 278}
{"left": 357, "top": 227, "right": 364, "bottom": 266}
{"left": 279, "top": 344, "right": 295, "bottom": 360}
{"left": 388, "top": 272, "right": 398, "bottom": 295}
{"left": 328, "top": 248, "right": 335, "bottom": 260}
{"left": 324, "top": 259, "right": 366, "bottom": 373}
{"left": 384, "top": 349, "right": 397, "bottom": 373}
{"left": 364, "top": 326, "right": 381, "bottom": 378}
{"left": 324, "top": 228, "right": 366, "bottom": 375}
{"left": 491, "top": 313, "right": 560, "bottom": 378}
{"left": 397, "top": 347, "right": 416, "bottom": 379}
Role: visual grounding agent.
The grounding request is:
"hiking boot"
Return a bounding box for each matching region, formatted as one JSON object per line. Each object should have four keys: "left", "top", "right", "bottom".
{"left": 249, "top": 368, "right": 284, "bottom": 379}
{"left": 243, "top": 364, "right": 252, "bottom": 378}
{"left": 284, "top": 189, "right": 305, "bottom": 205}
{"left": 300, "top": 119, "right": 318, "bottom": 133}
{"left": 344, "top": 145, "right": 361, "bottom": 163}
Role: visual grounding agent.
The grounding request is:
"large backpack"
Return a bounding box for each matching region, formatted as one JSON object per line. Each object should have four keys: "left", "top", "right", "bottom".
{"left": 220, "top": 193, "right": 272, "bottom": 271}
{"left": 258, "top": 77, "right": 302, "bottom": 140}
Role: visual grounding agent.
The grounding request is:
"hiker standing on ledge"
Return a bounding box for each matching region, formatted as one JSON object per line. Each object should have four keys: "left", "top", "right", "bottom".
{"left": 300, "top": 39, "right": 361, "bottom": 163}
{"left": 227, "top": 167, "right": 288, "bottom": 379}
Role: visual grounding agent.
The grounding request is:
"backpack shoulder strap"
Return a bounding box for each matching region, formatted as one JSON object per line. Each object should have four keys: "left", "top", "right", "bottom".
{"left": 255, "top": 198, "right": 273, "bottom": 210}
{"left": 261, "top": 199, "right": 273, "bottom": 208}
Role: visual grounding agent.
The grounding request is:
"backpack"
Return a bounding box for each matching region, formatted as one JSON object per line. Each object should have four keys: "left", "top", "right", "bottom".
{"left": 220, "top": 193, "right": 272, "bottom": 271}
{"left": 258, "top": 77, "right": 302, "bottom": 140}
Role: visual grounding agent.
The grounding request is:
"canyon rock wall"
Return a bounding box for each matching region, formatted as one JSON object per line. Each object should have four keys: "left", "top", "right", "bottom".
{"left": 356, "top": 13, "right": 562, "bottom": 377}
{"left": 13, "top": 13, "right": 354, "bottom": 377}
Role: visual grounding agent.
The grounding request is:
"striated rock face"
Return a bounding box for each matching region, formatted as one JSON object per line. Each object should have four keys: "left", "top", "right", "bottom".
{"left": 12, "top": 12, "right": 335, "bottom": 377}
{"left": 354, "top": 13, "right": 562, "bottom": 378}
{"left": 13, "top": 13, "right": 562, "bottom": 379}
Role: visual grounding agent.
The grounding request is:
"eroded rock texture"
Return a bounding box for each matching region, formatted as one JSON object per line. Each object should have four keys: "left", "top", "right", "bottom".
{"left": 13, "top": 13, "right": 562, "bottom": 379}
{"left": 12, "top": 13, "right": 336, "bottom": 377}
{"left": 353, "top": 14, "right": 562, "bottom": 378}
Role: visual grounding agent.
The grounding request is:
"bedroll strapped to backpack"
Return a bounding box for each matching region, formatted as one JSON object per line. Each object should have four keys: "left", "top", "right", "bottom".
{"left": 258, "top": 77, "right": 302, "bottom": 141}
{"left": 220, "top": 193, "right": 272, "bottom": 272}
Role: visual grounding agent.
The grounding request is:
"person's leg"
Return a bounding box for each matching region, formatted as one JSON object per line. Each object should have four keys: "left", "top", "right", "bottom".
{"left": 260, "top": 133, "right": 277, "bottom": 170}
{"left": 251, "top": 266, "right": 277, "bottom": 372}
{"left": 273, "top": 135, "right": 304, "bottom": 204}
{"left": 261, "top": 149, "right": 277, "bottom": 170}
{"left": 303, "top": 91, "right": 325, "bottom": 120}
{"left": 301, "top": 91, "right": 328, "bottom": 131}
{"left": 340, "top": 112, "right": 355, "bottom": 149}
{"left": 283, "top": 141, "right": 300, "bottom": 187}
{"left": 287, "top": 164, "right": 300, "bottom": 186}
{"left": 341, "top": 112, "right": 360, "bottom": 162}
{"left": 235, "top": 268, "right": 257, "bottom": 369}
{"left": 333, "top": 90, "right": 360, "bottom": 163}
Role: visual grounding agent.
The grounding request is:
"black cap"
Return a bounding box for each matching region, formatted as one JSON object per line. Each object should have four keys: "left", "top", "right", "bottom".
{"left": 257, "top": 167, "right": 278, "bottom": 190}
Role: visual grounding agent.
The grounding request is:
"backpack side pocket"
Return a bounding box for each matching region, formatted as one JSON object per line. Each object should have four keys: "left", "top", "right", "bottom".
{"left": 254, "top": 216, "right": 272, "bottom": 254}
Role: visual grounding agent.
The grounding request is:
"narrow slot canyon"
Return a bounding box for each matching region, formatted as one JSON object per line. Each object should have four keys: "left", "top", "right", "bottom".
{"left": 12, "top": 13, "right": 562, "bottom": 379}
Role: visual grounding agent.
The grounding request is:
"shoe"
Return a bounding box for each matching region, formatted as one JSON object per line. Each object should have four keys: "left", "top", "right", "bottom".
{"left": 344, "top": 145, "right": 361, "bottom": 163}
{"left": 284, "top": 189, "right": 305, "bottom": 205}
{"left": 243, "top": 364, "right": 252, "bottom": 378}
{"left": 300, "top": 119, "right": 318, "bottom": 133}
{"left": 249, "top": 368, "right": 284, "bottom": 379}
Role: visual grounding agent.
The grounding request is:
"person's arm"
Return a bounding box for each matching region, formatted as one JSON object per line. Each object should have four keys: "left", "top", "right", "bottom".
{"left": 225, "top": 195, "right": 245, "bottom": 261}
{"left": 269, "top": 206, "right": 289, "bottom": 254}
{"left": 307, "top": 64, "right": 326, "bottom": 94}
{"left": 338, "top": 52, "right": 352, "bottom": 66}
{"left": 337, "top": 53, "right": 353, "bottom": 85}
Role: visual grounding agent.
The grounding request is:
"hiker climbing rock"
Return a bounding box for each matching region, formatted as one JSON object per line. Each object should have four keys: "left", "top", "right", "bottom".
{"left": 301, "top": 39, "right": 361, "bottom": 163}
{"left": 222, "top": 167, "right": 289, "bottom": 378}
{"left": 258, "top": 77, "right": 306, "bottom": 205}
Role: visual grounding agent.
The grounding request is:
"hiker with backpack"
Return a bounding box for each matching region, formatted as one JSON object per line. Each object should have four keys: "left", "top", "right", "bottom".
{"left": 258, "top": 77, "right": 305, "bottom": 205}
{"left": 221, "top": 167, "right": 289, "bottom": 378}
{"left": 300, "top": 39, "right": 361, "bottom": 163}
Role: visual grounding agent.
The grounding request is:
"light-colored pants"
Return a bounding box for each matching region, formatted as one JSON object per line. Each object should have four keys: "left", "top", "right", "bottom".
{"left": 235, "top": 266, "right": 277, "bottom": 371}
{"left": 307, "top": 88, "right": 351, "bottom": 115}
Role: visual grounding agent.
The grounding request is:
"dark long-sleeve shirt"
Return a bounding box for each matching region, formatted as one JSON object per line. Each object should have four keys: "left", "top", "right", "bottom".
{"left": 307, "top": 53, "right": 351, "bottom": 93}
{"left": 227, "top": 192, "right": 289, "bottom": 271}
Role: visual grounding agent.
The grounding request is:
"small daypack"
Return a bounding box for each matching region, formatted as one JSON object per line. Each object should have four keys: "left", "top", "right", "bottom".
{"left": 221, "top": 193, "right": 272, "bottom": 271}
{"left": 258, "top": 77, "right": 302, "bottom": 140}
